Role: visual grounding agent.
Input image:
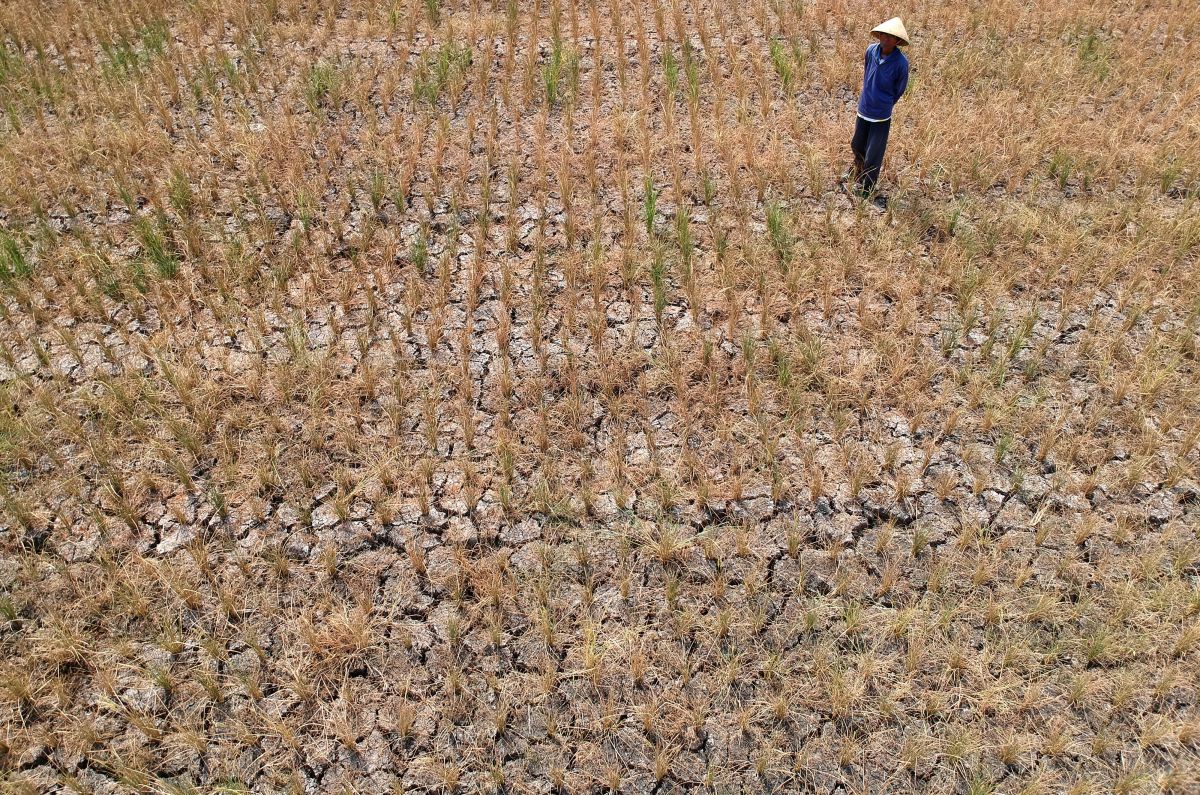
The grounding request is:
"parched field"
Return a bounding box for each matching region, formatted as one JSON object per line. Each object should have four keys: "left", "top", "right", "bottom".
{"left": 1, "top": 0, "right": 1199, "bottom": 792}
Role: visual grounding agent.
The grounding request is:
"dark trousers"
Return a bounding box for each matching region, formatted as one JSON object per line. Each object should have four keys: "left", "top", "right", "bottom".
{"left": 851, "top": 116, "right": 891, "bottom": 194}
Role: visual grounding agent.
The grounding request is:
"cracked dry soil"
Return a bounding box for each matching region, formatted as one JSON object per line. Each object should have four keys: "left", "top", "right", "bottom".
{"left": 1, "top": 0, "right": 1199, "bottom": 793}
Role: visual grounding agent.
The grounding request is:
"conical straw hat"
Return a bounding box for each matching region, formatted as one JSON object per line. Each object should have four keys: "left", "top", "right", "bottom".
{"left": 871, "top": 17, "right": 910, "bottom": 45}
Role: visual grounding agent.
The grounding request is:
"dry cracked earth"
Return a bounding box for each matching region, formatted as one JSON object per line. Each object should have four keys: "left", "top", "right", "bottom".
{"left": 1, "top": 0, "right": 1199, "bottom": 793}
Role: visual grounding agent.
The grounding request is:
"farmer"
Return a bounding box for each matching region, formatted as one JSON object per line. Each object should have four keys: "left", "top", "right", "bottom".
{"left": 847, "top": 17, "right": 910, "bottom": 207}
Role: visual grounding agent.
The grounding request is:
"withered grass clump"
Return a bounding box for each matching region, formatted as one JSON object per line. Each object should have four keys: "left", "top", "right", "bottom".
{"left": 1, "top": 0, "right": 1199, "bottom": 792}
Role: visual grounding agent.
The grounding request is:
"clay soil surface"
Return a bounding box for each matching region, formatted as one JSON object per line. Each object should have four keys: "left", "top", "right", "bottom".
{"left": 1, "top": 0, "right": 1199, "bottom": 792}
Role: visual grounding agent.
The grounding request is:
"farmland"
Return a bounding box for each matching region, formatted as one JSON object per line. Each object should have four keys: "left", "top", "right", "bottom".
{"left": 1, "top": 0, "right": 1199, "bottom": 792}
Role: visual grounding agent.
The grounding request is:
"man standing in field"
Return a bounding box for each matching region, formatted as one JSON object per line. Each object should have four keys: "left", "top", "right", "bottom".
{"left": 846, "top": 17, "right": 910, "bottom": 208}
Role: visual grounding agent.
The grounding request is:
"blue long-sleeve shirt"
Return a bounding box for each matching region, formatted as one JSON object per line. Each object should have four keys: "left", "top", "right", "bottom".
{"left": 857, "top": 42, "right": 909, "bottom": 121}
